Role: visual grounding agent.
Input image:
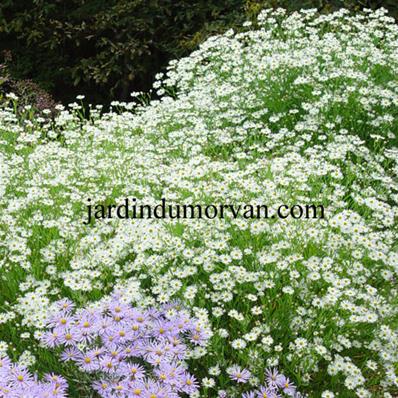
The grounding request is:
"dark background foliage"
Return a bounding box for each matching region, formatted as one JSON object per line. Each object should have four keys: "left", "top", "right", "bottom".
{"left": 0, "top": 0, "right": 397, "bottom": 107}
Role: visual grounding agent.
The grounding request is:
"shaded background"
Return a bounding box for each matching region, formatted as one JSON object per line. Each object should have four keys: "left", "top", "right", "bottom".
{"left": 0, "top": 0, "right": 397, "bottom": 108}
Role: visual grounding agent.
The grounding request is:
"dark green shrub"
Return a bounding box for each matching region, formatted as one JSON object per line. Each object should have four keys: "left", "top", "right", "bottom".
{"left": 0, "top": 55, "right": 57, "bottom": 115}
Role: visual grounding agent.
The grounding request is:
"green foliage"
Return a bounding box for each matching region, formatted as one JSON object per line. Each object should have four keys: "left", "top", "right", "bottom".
{"left": 0, "top": 58, "right": 57, "bottom": 114}
{"left": 0, "top": 0, "right": 246, "bottom": 104}
{"left": 0, "top": 0, "right": 397, "bottom": 105}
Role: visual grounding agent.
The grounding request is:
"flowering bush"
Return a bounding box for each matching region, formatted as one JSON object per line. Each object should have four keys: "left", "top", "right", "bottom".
{"left": 0, "top": 7, "right": 398, "bottom": 398}
{"left": 41, "top": 297, "right": 207, "bottom": 397}
{"left": 0, "top": 355, "right": 68, "bottom": 397}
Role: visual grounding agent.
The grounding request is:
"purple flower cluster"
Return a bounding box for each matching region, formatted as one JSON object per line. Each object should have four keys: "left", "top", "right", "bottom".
{"left": 240, "top": 368, "right": 304, "bottom": 398}
{"left": 42, "top": 296, "right": 208, "bottom": 397}
{"left": 0, "top": 355, "right": 68, "bottom": 397}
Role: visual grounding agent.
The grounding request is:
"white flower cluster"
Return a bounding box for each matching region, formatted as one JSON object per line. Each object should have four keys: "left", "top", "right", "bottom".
{"left": 0, "top": 7, "right": 397, "bottom": 397}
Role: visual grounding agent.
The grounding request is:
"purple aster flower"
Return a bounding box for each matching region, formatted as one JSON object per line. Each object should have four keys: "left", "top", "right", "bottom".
{"left": 180, "top": 372, "right": 199, "bottom": 394}
{"left": 244, "top": 368, "right": 303, "bottom": 398}
{"left": 43, "top": 373, "right": 68, "bottom": 390}
{"left": 41, "top": 330, "right": 62, "bottom": 348}
{"left": 172, "top": 315, "right": 193, "bottom": 333}
{"left": 143, "top": 341, "right": 167, "bottom": 364}
{"left": 265, "top": 368, "right": 284, "bottom": 389}
{"left": 55, "top": 298, "right": 75, "bottom": 312}
{"left": 227, "top": 365, "right": 251, "bottom": 383}
{"left": 110, "top": 380, "right": 129, "bottom": 395}
{"left": 75, "top": 310, "right": 97, "bottom": 334}
{"left": 101, "top": 329, "right": 120, "bottom": 346}
{"left": 89, "top": 346, "right": 105, "bottom": 359}
{"left": 141, "top": 379, "right": 174, "bottom": 398}
{"left": 76, "top": 352, "right": 99, "bottom": 372}
{"left": 107, "top": 345, "right": 125, "bottom": 361}
{"left": 112, "top": 324, "right": 133, "bottom": 344}
{"left": 107, "top": 300, "right": 132, "bottom": 320}
{"left": 59, "top": 328, "right": 83, "bottom": 346}
{"left": 92, "top": 379, "right": 112, "bottom": 395}
{"left": 9, "top": 364, "right": 33, "bottom": 387}
{"left": 166, "top": 336, "right": 186, "bottom": 358}
{"left": 256, "top": 386, "right": 278, "bottom": 398}
{"left": 242, "top": 392, "right": 256, "bottom": 398}
{"left": 145, "top": 307, "right": 162, "bottom": 321}
{"left": 187, "top": 328, "right": 209, "bottom": 346}
{"left": 154, "top": 362, "right": 185, "bottom": 388}
{"left": 118, "top": 363, "right": 145, "bottom": 380}
{"left": 151, "top": 320, "right": 175, "bottom": 339}
{"left": 161, "top": 300, "right": 184, "bottom": 312}
{"left": 100, "top": 355, "right": 118, "bottom": 374}
{"left": 130, "top": 308, "right": 149, "bottom": 324}
{"left": 97, "top": 316, "right": 113, "bottom": 336}
{"left": 129, "top": 321, "right": 145, "bottom": 336}
{"left": 277, "top": 376, "right": 296, "bottom": 396}
{"left": 122, "top": 344, "right": 141, "bottom": 358}
{"left": 129, "top": 379, "right": 147, "bottom": 397}
{"left": 0, "top": 355, "right": 11, "bottom": 375}
{"left": 60, "top": 347, "right": 80, "bottom": 362}
{"left": 47, "top": 311, "right": 75, "bottom": 329}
